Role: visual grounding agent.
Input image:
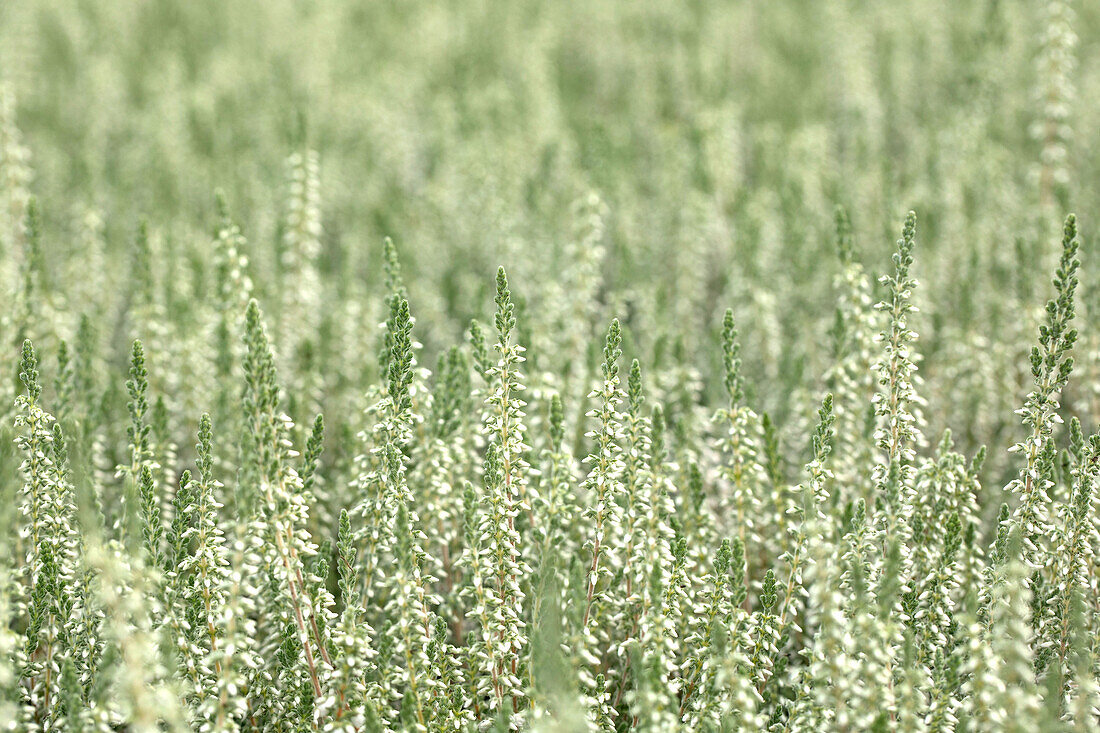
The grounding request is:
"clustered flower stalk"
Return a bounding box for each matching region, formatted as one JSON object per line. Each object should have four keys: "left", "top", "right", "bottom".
{"left": 1007, "top": 214, "right": 1079, "bottom": 569}
{"left": 716, "top": 309, "right": 764, "bottom": 568}
{"left": 577, "top": 318, "right": 626, "bottom": 724}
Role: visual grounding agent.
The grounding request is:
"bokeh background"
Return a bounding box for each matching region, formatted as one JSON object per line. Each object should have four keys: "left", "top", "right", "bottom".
{"left": 1, "top": 0, "right": 1099, "bottom": 495}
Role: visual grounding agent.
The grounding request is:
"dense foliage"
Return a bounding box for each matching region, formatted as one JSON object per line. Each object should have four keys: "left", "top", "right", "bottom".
{"left": 2, "top": 0, "right": 1100, "bottom": 730}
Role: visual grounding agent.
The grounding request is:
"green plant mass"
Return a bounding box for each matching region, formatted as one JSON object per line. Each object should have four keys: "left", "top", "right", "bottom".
{"left": 3, "top": 0, "right": 1100, "bottom": 730}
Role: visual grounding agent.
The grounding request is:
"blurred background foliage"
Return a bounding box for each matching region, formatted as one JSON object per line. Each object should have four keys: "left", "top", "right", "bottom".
{"left": 1, "top": 0, "right": 1099, "bottom": 493}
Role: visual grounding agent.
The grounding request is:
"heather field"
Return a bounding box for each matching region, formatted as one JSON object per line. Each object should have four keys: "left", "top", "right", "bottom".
{"left": 2, "top": 1, "right": 1100, "bottom": 730}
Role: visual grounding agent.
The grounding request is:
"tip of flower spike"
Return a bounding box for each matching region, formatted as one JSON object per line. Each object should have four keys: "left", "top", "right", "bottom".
{"left": 20, "top": 340, "right": 41, "bottom": 399}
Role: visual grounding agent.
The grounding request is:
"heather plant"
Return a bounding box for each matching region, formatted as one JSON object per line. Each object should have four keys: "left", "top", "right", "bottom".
{"left": 3, "top": 0, "right": 1100, "bottom": 731}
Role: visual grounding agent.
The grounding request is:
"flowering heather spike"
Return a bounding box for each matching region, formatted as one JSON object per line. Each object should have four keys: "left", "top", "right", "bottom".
{"left": 913, "top": 510, "right": 962, "bottom": 666}
{"left": 779, "top": 393, "right": 835, "bottom": 629}
{"left": 477, "top": 264, "right": 534, "bottom": 725}
{"left": 468, "top": 319, "right": 491, "bottom": 382}
{"left": 750, "top": 569, "right": 781, "bottom": 692}
{"left": 138, "top": 465, "right": 163, "bottom": 569}
{"left": 679, "top": 538, "right": 734, "bottom": 725}
{"left": 19, "top": 338, "right": 40, "bottom": 401}
{"left": 386, "top": 297, "right": 414, "bottom": 419}
{"left": 353, "top": 294, "right": 421, "bottom": 615}
{"left": 602, "top": 317, "right": 621, "bottom": 379}
{"left": 116, "top": 339, "right": 159, "bottom": 547}
{"left": 495, "top": 267, "right": 517, "bottom": 343}
{"left": 381, "top": 460, "right": 440, "bottom": 727}
{"left": 378, "top": 239, "right": 409, "bottom": 378}
{"left": 321, "top": 512, "right": 373, "bottom": 729}
{"left": 1005, "top": 214, "right": 1082, "bottom": 567}
{"left": 14, "top": 355, "right": 83, "bottom": 726}
{"left": 627, "top": 358, "right": 643, "bottom": 414}
{"left": 476, "top": 439, "right": 528, "bottom": 721}
{"left": 874, "top": 211, "right": 920, "bottom": 521}
{"left": 721, "top": 308, "right": 744, "bottom": 406}
{"left": 301, "top": 413, "right": 324, "bottom": 495}
{"left": 1047, "top": 431, "right": 1100, "bottom": 694}
{"left": 619, "top": 359, "right": 650, "bottom": 593}
{"left": 239, "top": 298, "right": 275, "bottom": 510}
{"left": 181, "top": 413, "right": 235, "bottom": 709}
{"left": 239, "top": 298, "right": 329, "bottom": 702}
{"left": 336, "top": 509, "right": 359, "bottom": 614}
{"left": 578, "top": 319, "right": 626, "bottom": 707}
{"left": 715, "top": 308, "right": 766, "bottom": 565}
{"left": 166, "top": 469, "right": 192, "bottom": 576}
